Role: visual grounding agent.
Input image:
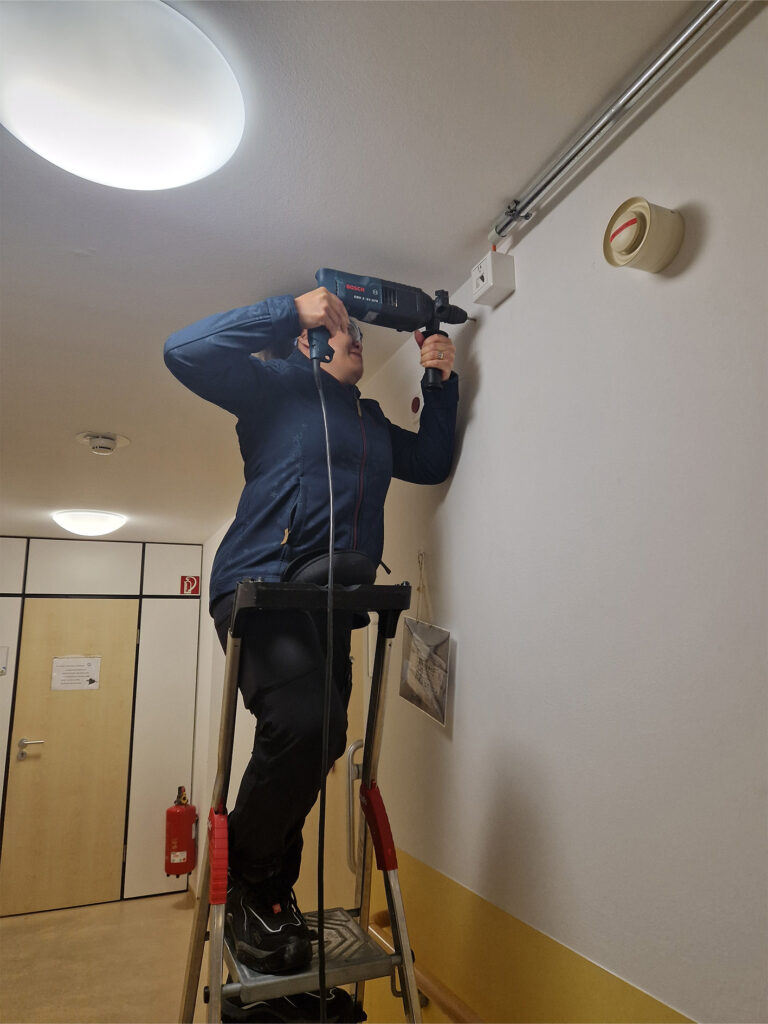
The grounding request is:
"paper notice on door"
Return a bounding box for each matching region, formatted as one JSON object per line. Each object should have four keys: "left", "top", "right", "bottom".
{"left": 51, "top": 657, "right": 101, "bottom": 691}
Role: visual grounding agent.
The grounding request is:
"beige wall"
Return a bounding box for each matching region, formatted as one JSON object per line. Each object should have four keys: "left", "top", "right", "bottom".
{"left": 361, "top": 10, "right": 767, "bottom": 1023}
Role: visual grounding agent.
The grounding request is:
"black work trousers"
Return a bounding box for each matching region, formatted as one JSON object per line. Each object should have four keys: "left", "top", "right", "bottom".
{"left": 213, "top": 593, "right": 353, "bottom": 903}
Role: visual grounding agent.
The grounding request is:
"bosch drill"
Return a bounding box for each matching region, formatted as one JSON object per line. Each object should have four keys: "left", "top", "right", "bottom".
{"left": 308, "top": 268, "right": 468, "bottom": 390}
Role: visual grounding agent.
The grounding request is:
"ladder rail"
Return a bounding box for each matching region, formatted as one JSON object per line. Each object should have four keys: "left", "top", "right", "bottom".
{"left": 208, "top": 904, "right": 227, "bottom": 1024}
{"left": 179, "top": 632, "right": 242, "bottom": 1023}
{"left": 361, "top": 613, "right": 400, "bottom": 787}
{"left": 386, "top": 869, "right": 422, "bottom": 1020}
{"left": 352, "top": 825, "right": 375, "bottom": 1014}
{"left": 212, "top": 634, "right": 242, "bottom": 812}
{"left": 353, "top": 625, "right": 395, "bottom": 1016}
{"left": 179, "top": 853, "right": 210, "bottom": 1023}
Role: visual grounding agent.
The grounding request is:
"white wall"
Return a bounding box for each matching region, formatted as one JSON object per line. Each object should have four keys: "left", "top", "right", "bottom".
{"left": 362, "top": 13, "right": 767, "bottom": 1024}
{"left": 124, "top": 596, "right": 200, "bottom": 898}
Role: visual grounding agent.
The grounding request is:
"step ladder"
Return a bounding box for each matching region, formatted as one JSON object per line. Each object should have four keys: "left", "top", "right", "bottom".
{"left": 179, "top": 578, "right": 423, "bottom": 1023}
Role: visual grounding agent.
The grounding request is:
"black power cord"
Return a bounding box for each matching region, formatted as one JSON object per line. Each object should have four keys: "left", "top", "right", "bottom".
{"left": 311, "top": 356, "right": 335, "bottom": 1024}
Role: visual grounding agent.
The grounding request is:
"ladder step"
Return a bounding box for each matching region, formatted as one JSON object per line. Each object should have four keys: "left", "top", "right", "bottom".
{"left": 223, "top": 907, "right": 399, "bottom": 1003}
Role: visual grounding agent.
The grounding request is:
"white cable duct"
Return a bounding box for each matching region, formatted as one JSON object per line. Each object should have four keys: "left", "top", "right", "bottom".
{"left": 489, "top": 0, "right": 742, "bottom": 243}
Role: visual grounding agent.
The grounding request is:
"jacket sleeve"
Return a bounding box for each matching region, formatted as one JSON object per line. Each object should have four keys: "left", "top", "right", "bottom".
{"left": 163, "top": 294, "right": 301, "bottom": 416}
{"left": 388, "top": 373, "right": 459, "bottom": 484}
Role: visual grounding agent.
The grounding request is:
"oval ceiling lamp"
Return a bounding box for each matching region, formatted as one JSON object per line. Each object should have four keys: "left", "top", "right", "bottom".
{"left": 0, "top": 1, "right": 245, "bottom": 190}
{"left": 52, "top": 510, "right": 128, "bottom": 537}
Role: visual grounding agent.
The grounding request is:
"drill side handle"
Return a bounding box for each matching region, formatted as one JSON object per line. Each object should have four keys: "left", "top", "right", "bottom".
{"left": 421, "top": 324, "right": 448, "bottom": 392}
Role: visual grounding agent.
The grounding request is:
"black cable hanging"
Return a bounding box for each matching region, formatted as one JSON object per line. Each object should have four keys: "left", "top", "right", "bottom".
{"left": 312, "top": 356, "right": 336, "bottom": 1024}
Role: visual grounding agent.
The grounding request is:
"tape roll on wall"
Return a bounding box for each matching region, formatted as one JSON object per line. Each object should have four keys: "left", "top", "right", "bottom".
{"left": 603, "top": 197, "right": 684, "bottom": 273}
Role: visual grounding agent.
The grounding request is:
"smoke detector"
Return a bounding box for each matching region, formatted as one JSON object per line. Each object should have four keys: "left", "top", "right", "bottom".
{"left": 76, "top": 431, "right": 130, "bottom": 456}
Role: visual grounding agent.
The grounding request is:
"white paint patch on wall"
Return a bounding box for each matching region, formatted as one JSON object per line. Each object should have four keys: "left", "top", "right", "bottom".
{"left": 363, "top": 10, "right": 767, "bottom": 1023}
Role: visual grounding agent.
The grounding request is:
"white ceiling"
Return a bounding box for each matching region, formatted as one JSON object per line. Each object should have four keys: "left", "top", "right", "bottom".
{"left": 0, "top": 0, "right": 702, "bottom": 544}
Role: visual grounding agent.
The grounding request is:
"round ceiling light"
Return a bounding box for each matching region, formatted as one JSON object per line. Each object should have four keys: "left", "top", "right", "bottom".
{"left": 0, "top": 1, "right": 245, "bottom": 190}
{"left": 52, "top": 510, "right": 128, "bottom": 537}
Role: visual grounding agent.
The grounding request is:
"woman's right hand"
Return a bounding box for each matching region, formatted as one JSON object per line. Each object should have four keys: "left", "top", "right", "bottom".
{"left": 294, "top": 287, "right": 349, "bottom": 337}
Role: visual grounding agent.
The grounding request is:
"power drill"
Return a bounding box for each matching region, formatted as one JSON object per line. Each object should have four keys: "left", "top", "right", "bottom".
{"left": 308, "top": 268, "right": 469, "bottom": 391}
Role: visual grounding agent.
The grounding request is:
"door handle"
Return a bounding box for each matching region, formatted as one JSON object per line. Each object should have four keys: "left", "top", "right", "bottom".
{"left": 346, "top": 739, "right": 364, "bottom": 873}
{"left": 17, "top": 737, "right": 45, "bottom": 761}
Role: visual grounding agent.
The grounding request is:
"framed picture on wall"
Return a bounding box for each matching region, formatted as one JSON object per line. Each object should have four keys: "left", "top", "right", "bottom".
{"left": 399, "top": 617, "right": 450, "bottom": 726}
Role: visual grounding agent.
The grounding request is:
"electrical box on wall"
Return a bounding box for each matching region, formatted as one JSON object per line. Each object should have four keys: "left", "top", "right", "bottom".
{"left": 471, "top": 250, "right": 515, "bottom": 307}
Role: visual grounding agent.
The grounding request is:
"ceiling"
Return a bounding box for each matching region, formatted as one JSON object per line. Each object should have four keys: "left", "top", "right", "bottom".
{"left": 0, "top": 0, "right": 704, "bottom": 544}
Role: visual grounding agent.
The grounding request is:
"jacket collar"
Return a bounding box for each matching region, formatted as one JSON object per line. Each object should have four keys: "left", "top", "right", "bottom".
{"left": 287, "top": 348, "right": 361, "bottom": 398}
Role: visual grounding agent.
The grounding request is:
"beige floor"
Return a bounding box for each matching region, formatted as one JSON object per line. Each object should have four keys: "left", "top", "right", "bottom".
{"left": 0, "top": 892, "right": 424, "bottom": 1024}
{"left": 0, "top": 891, "right": 205, "bottom": 1024}
{"left": 0, "top": 634, "right": 424, "bottom": 1024}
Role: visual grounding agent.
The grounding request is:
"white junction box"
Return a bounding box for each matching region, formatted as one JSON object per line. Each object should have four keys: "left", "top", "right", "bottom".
{"left": 471, "top": 250, "right": 516, "bottom": 307}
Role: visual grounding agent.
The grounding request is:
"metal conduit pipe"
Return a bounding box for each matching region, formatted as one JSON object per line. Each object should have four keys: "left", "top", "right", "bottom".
{"left": 489, "top": 0, "right": 739, "bottom": 242}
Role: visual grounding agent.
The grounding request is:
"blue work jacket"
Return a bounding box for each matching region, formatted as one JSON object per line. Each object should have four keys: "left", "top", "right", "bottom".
{"left": 164, "top": 294, "right": 458, "bottom": 606}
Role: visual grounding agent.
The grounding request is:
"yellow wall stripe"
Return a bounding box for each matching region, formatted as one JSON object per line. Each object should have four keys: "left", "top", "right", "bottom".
{"left": 364, "top": 848, "right": 692, "bottom": 1024}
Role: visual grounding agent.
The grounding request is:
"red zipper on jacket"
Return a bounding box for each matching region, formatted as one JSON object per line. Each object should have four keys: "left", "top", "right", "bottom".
{"left": 352, "top": 397, "right": 367, "bottom": 549}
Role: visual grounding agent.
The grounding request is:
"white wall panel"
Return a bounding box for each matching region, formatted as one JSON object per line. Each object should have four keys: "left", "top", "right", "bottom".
{"left": 143, "top": 544, "right": 202, "bottom": 596}
{"left": 123, "top": 598, "right": 199, "bottom": 898}
{"left": 0, "top": 598, "right": 22, "bottom": 800}
{"left": 26, "top": 540, "right": 141, "bottom": 595}
{"left": 0, "top": 538, "right": 27, "bottom": 593}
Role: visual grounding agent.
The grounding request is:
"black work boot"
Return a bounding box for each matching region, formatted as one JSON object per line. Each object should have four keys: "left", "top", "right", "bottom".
{"left": 225, "top": 875, "right": 312, "bottom": 975}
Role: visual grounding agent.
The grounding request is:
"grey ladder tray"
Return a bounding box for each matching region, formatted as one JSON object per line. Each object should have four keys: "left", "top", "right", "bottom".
{"left": 222, "top": 907, "right": 400, "bottom": 1003}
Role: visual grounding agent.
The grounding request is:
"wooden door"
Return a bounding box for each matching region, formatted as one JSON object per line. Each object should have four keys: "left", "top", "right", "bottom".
{"left": 0, "top": 598, "right": 139, "bottom": 916}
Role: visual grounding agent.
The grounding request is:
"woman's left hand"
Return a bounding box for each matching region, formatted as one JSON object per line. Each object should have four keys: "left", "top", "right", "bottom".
{"left": 415, "top": 331, "right": 455, "bottom": 381}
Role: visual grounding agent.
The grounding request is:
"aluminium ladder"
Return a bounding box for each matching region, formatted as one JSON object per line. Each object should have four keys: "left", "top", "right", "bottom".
{"left": 179, "top": 577, "right": 423, "bottom": 1023}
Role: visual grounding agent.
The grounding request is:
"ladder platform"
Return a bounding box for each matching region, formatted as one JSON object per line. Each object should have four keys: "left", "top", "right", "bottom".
{"left": 231, "top": 581, "right": 412, "bottom": 635}
{"left": 222, "top": 907, "right": 399, "bottom": 1003}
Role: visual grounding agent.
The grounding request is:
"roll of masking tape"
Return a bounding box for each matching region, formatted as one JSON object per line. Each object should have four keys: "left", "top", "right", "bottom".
{"left": 603, "top": 197, "right": 684, "bottom": 272}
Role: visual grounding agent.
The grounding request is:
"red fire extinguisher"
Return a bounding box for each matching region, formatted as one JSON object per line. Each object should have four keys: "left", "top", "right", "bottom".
{"left": 165, "top": 785, "right": 197, "bottom": 876}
